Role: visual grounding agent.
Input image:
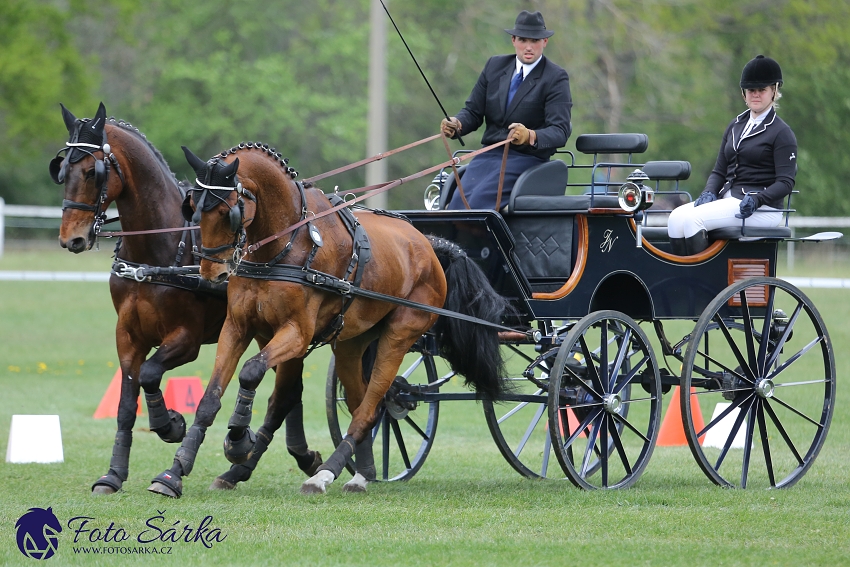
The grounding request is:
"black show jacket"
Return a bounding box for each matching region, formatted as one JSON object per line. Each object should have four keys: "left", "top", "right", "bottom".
{"left": 704, "top": 107, "right": 797, "bottom": 209}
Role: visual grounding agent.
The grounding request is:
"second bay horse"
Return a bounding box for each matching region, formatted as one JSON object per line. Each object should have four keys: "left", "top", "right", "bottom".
{"left": 148, "top": 144, "right": 510, "bottom": 496}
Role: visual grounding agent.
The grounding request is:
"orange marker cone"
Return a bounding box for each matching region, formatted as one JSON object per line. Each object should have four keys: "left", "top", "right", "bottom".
{"left": 93, "top": 369, "right": 142, "bottom": 419}
{"left": 163, "top": 377, "right": 204, "bottom": 414}
{"left": 547, "top": 407, "right": 587, "bottom": 438}
{"left": 657, "top": 386, "right": 705, "bottom": 446}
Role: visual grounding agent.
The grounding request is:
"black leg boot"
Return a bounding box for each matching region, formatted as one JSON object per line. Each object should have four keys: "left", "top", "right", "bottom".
{"left": 684, "top": 230, "right": 710, "bottom": 255}
{"left": 669, "top": 238, "right": 687, "bottom": 256}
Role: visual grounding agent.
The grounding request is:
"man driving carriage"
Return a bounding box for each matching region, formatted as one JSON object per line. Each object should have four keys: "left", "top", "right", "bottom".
{"left": 440, "top": 10, "right": 573, "bottom": 210}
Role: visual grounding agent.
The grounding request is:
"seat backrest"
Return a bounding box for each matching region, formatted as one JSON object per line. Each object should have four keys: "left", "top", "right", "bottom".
{"left": 575, "top": 133, "right": 649, "bottom": 155}
{"left": 438, "top": 165, "right": 467, "bottom": 210}
{"left": 507, "top": 160, "right": 569, "bottom": 212}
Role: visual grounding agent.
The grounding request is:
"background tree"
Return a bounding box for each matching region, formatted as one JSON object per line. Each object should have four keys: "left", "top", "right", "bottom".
{"left": 1, "top": 0, "right": 848, "bottom": 217}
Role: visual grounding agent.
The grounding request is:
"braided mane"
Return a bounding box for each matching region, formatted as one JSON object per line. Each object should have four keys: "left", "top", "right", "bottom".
{"left": 215, "top": 141, "right": 299, "bottom": 181}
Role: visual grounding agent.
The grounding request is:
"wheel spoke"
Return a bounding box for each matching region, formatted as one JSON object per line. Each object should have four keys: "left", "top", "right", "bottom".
{"left": 610, "top": 411, "right": 651, "bottom": 444}
{"left": 399, "top": 355, "right": 424, "bottom": 379}
{"left": 769, "top": 394, "right": 823, "bottom": 428}
{"left": 382, "top": 411, "right": 390, "bottom": 480}
{"left": 580, "top": 415, "right": 603, "bottom": 477}
{"left": 740, "top": 399, "right": 757, "bottom": 488}
{"left": 564, "top": 406, "right": 602, "bottom": 449}
{"left": 757, "top": 287, "right": 776, "bottom": 376}
{"left": 739, "top": 292, "right": 758, "bottom": 375}
{"left": 579, "top": 335, "right": 605, "bottom": 397}
{"left": 613, "top": 353, "right": 650, "bottom": 395}
{"left": 600, "top": 412, "right": 609, "bottom": 487}
{"left": 608, "top": 414, "right": 633, "bottom": 475}
{"left": 765, "top": 302, "right": 804, "bottom": 370}
{"left": 697, "top": 395, "right": 750, "bottom": 438}
{"left": 390, "top": 419, "right": 411, "bottom": 470}
{"left": 609, "top": 328, "right": 633, "bottom": 390}
{"left": 514, "top": 403, "right": 546, "bottom": 458}
{"left": 763, "top": 399, "right": 805, "bottom": 465}
{"left": 541, "top": 430, "right": 552, "bottom": 477}
{"left": 714, "top": 395, "right": 755, "bottom": 470}
{"left": 498, "top": 389, "right": 544, "bottom": 424}
{"left": 714, "top": 314, "right": 757, "bottom": 382}
{"left": 599, "top": 321, "right": 609, "bottom": 392}
{"left": 371, "top": 406, "right": 386, "bottom": 443}
{"left": 756, "top": 400, "right": 776, "bottom": 487}
{"left": 767, "top": 336, "right": 825, "bottom": 381}
{"left": 692, "top": 347, "right": 754, "bottom": 386}
{"left": 404, "top": 415, "right": 430, "bottom": 441}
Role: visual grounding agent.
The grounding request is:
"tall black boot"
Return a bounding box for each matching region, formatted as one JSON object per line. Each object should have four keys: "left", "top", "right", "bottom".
{"left": 684, "top": 230, "right": 710, "bottom": 255}
{"left": 669, "top": 238, "right": 687, "bottom": 256}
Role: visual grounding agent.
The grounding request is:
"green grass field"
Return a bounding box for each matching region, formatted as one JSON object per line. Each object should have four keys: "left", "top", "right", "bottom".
{"left": 1, "top": 248, "right": 849, "bottom": 566}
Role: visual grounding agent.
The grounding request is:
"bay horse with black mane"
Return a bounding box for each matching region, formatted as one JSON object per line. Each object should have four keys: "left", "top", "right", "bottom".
{"left": 52, "top": 103, "right": 321, "bottom": 494}
{"left": 147, "top": 143, "right": 510, "bottom": 497}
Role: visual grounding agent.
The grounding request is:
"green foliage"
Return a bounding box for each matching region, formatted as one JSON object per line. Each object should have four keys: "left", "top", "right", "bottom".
{"left": 1, "top": 0, "right": 849, "bottom": 214}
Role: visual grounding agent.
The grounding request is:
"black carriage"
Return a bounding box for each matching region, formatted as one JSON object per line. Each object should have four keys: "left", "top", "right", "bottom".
{"left": 328, "top": 133, "right": 839, "bottom": 490}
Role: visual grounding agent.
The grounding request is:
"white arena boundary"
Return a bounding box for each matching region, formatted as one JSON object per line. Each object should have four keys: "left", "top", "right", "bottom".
{"left": 0, "top": 271, "right": 847, "bottom": 289}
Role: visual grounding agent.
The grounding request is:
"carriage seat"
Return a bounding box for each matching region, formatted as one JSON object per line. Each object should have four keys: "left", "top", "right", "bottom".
{"left": 708, "top": 225, "right": 792, "bottom": 239}
{"left": 635, "top": 160, "right": 693, "bottom": 241}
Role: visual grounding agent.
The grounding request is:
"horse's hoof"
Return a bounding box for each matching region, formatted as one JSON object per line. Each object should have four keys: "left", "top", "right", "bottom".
{"left": 223, "top": 427, "right": 256, "bottom": 465}
{"left": 148, "top": 471, "right": 182, "bottom": 498}
{"left": 154, "top": 410, "right": 187, "bottom": 443}
{"left": 304, "top": 451, "right": 323, "bottom": 477}
{"left": 301, "top": 470, "right": 335, "bottom": 495}
{"left": 209, "top": 477, "right": 236, "bottom": 490}
{"left": 91, "top": 472, "right": 123, "bottom": 494}
{"left": 147, "top": 482, "right": 180, "bottom": 498}
{"left": 342, "top": 473, "right": 369, "bottom": 493}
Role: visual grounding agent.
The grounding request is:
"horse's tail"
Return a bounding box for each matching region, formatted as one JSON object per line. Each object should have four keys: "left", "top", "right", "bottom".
{"left": 428, "top": 235, "right": 510, "bottom": 400}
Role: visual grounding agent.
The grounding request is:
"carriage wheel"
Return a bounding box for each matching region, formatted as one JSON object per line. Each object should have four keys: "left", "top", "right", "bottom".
{"left": 483, "top": 345, "right": 564, "bottom": 479}
{"left": 548, "top": 311, "right": 662, "bottom": 489}
{"left": 325, "top": 340, "right": 440, "bottom": 482}
{"left": 681, "top": 277, "right": 835, "bottom": 488}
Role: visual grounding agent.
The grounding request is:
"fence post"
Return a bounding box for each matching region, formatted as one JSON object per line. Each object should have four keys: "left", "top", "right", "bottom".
{"left": 0, "top": 197, "right": 5, "bottom": 259}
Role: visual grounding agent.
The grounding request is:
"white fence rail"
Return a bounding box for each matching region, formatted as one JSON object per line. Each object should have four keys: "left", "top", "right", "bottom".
{"left": 0, "top": 198, "right": 847, "bottom": 259}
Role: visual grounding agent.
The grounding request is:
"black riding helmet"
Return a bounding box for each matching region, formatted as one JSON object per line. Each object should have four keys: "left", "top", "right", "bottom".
{"left": 740, "top": 54, "right": 783, "bottom": 89}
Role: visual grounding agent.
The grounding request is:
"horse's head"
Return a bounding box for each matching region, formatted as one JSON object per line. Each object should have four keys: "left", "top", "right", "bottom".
{"left": 182, "top": 146, "right": 257, "bottom": 283}
{"left": 52, "top": 102, "right": 124, "bottom": 253}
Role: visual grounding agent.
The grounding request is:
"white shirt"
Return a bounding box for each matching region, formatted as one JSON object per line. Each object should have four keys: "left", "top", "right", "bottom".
{"left": 514, "top": 56, "right": 543, "bottom": 80}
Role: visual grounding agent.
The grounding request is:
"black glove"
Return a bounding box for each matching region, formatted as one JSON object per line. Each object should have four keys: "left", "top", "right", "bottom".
{"left": 694, "top": 191, "right": 717, "bottom": 207}
{"left": 735, "top": 194, "right": 758, "bottom": 219}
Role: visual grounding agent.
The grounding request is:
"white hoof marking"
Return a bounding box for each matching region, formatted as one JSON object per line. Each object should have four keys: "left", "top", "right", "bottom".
{"left": 342, "top": 473, "right": 369, "bottom": 493}
{"left": 301, "top": 470, "right": 335, "bottom": 494}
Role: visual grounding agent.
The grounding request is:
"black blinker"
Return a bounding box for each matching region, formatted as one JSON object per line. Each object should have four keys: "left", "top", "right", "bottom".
{"left": 94, "top": 159, "right": 106, "bottom": 189}
{"left": 181, "top": 193, "right": 194, "bottom": 223}
{"left": 229, "top": 201, "right": 243, "bottom": 233}
{"left": 49, "top": 156, "right": 66, "bottom": 184}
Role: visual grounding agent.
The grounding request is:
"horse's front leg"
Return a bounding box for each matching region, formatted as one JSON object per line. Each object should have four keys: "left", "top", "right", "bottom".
{"left": 138, "top": 326, "right": 204, "bottom": 444}
{"left": 92, "top": 342, "right": 144, "bottom": 494}
{"left": 211, "top": 358, "right": 322, "bottom": 489}
{"left": 148, "top": 318, "right": 253, "bottom": 498}
{"left": 221, "top": 323, "right": 312, "bottom": 467}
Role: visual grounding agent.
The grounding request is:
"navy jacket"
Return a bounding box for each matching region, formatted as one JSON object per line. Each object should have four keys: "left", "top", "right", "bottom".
{"left": 704, "top": 107, "right": 797, "bottom": 209}
{"left": 455, "top": 54, "right": 572, "bottom": 160}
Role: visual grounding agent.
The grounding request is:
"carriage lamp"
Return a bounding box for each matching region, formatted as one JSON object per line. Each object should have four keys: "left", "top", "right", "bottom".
{"left": 618, "top": 169, "right": 654, "bottom": 213}
{"left": 424, "top": 172, "right": 448, "bottom": 210}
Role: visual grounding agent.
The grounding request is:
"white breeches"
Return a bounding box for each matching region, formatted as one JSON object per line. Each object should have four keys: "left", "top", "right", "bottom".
{"left": 667, "top": 193, "right": 783, "bottom": 239}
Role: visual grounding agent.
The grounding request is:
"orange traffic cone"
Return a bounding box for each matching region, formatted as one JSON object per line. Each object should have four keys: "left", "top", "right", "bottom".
{"left": 93, "top": 369, "right": 142, "bottom": 419}
{"left": 163, "top": 377, "right": 204, "bottom": 414}
{"left": 547, "top": 407, "right": 586, "bottom": 438}
{"left": 657, "top": 386, "right": 705, "bottom": 446}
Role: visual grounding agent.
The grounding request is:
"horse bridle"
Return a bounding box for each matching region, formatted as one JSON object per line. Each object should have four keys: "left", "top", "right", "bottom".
{"left": 50, "top": 130, "right": 126, "bottom": 244}
{"left": 187, "top": 177, "right": 257, "bottom": 270}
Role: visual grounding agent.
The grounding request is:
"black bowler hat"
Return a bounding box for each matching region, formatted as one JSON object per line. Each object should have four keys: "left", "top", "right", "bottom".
{"left": 504, "top": 10, "right": 554, "bottom": 39}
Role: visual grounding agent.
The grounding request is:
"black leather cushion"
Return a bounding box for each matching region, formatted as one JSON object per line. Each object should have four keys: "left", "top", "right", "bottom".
{"left": 642, "top": 160, "right": 691, "bottom": 181}
{"left": 511, "top": 194, "right": 620, "bottom": 212}
{"left": 709, "top": 226, "right": 792, "bottom": 239}
{"left": 575, "top": 133, "right": 648, "bottom": 155}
